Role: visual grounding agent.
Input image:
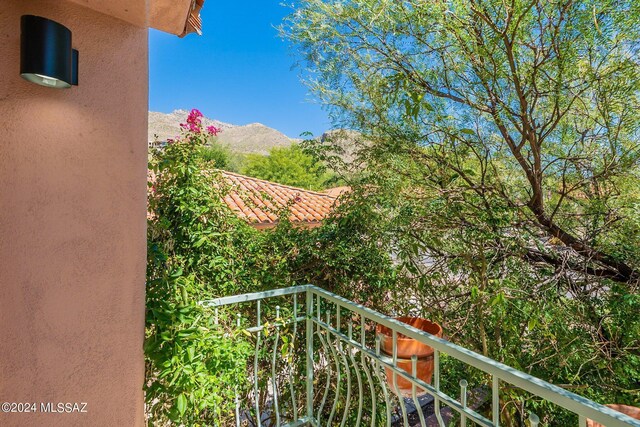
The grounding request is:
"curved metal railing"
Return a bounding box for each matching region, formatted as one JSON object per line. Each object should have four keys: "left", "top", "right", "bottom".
{"left": 200, "top": 285, "right": 640, "bottom": 427}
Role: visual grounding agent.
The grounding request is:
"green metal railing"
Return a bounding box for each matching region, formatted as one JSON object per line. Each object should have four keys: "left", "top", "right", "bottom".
{"left": 200, "top": 285, "right": 640, "bottom": 427}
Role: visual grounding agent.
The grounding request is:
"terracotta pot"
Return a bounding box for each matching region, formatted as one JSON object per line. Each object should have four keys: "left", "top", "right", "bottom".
{"left": 586, "top": 405, "right": 640, "bottom": 427}
{"left": 376, "top": 317, "right": 443, "bottom": 395}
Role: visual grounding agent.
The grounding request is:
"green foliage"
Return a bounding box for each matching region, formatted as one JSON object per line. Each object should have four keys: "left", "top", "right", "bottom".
{"left": 284, "top": 0, "right": 640, "bottom": 424}
{"left": 241, "top": 143, "right": 336, "bottom": 190}
{"left": 260, "top": 196, "right": 398, "bottom": 307}
{"left": 144, "top": 272, "right": 251, "bottom": 424}
{"left": 146, "top": 112, "right": 258, "bottom": 425}
{"left": 197, "top": 140, "right": 231, "bottom": 169}
{"left": 284, "top": 0, "right": 640, "bottom": 279}
{"left": 146, "top": 111, "right": 399, "bottom": 424}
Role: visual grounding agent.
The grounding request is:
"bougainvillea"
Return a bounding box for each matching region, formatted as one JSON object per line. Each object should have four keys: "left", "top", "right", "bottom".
{"left": 145, "top": 110, "right": 402, "bottom": 424}
{"left": 176, "top": 108, "right": 219, "bottom": 136}
{"left": 146, "top": 109, "right": 255, "bottom": 425}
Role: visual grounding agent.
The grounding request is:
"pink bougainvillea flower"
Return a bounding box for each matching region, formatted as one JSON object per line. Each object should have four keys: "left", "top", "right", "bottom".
{"left": 186, "top": 109, "right": 203, "bottom": 126}
{"left": 206, "top": 125, "right": 219, "bottom": 136}
{"left": 180, "top": 122, "right": 201, "bottom": 133}
{"left": 177, "top": 109, "right": 208, "bottom": 135}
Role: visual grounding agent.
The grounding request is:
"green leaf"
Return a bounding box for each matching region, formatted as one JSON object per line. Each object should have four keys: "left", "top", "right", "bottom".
{"left": 176, "top": 393, "right": 187, "bottom": 416}
{"left": 490, "top": 292, "right": 505, "bottom": 306}
{"left": 194, "top": 236, "right": 208, "bottom": 248}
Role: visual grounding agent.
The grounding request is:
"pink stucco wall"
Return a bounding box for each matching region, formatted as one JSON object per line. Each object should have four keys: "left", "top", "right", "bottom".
{"left": 0, "top": 1, "right": 147, "bottom": 425}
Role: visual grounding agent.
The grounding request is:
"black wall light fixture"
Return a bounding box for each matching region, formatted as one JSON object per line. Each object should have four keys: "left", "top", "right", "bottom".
{"left": 20, "top": 15, "right": 78, "bottom": 88}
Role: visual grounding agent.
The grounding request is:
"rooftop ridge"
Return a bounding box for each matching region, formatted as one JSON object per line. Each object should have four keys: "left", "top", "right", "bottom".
{"left": 218, "top": 170, "right": 338, "bottom": 199}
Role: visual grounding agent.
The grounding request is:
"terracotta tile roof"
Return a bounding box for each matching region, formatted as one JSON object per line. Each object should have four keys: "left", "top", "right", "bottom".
{"left": 219, "top": 171, "right": 339, "bottom": 229}
{"left": 323, "top": 186, "right": 351, "bottom": 198}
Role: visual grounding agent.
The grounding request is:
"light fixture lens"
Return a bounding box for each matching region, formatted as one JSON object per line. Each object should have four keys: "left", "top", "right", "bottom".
{"left": 20, "top": 72, "right": 71, "bottom": 89}
{"left": 36, "top": 74, "right": 58, "bottom": 86}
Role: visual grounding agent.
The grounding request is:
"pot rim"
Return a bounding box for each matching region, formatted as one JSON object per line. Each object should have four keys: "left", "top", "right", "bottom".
{"left": 376, "top": 316, "right": 443, "bottom": 341}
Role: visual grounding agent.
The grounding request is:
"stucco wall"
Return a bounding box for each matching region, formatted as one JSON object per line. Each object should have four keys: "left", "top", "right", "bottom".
{"left": 65, "top": 0, "right": 193, "bottom": 36}
{"left": 0, "top": 1, "right": 147, "bottom": 426}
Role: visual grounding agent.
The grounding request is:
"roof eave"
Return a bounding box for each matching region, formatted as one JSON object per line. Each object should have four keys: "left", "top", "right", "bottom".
{"left": 178, "top": 0, "right": 204, "bottom": 37}
{"left": 150, "top": 0, "right": 204, "bottom": 37}
{"left": 64, "top": 0, "right": 205, "bottom": 37}
{"left": 252, "top": 221, "right": 324, "bottom": 231}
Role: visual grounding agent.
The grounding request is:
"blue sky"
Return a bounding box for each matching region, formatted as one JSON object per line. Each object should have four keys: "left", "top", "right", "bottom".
{"left": 149, "top": 1, "right": 329, "bottom": 138}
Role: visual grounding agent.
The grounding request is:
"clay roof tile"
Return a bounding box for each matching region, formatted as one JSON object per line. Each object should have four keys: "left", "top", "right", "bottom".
{"left": 218, "top": 171, "right": 340, "bottom": 229}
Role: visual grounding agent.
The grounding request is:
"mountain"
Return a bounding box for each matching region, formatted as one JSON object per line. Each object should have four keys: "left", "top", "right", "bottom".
{"left": 149, "top": 110, "right": 299, "bottom": 155}
{"left": 216, "top": 123, "right": 300, "bottom": 155}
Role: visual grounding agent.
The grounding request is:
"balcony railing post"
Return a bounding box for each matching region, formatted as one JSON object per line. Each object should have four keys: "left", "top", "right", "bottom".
{"left": 460, "top": 379, "right": 468, "bottom": 427}
{"left": 306, "top": 288, "right": 314, "bottom": 423}
{"left": 529, "top": 412, "right": 540, "bottom": 427}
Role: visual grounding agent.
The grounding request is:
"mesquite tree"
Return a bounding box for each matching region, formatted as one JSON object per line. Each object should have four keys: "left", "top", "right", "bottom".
{"left": 285, "top": 0, "right": 640, "bottom": 422}
{"left": 286, "top": 0, "right": 640, "bottom": 282}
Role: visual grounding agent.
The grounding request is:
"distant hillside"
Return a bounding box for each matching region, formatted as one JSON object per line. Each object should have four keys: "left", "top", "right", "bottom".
{"left": 319, "top": 129, "right": 363, "bottom": 164}
{"left": 149, "top": 110, "right": 300, "bottom": 155}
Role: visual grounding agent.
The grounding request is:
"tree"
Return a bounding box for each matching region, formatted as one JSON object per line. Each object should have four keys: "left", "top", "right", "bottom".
{"left": 198, "top": 141, "right": 232, "bottom": 169}
{"left": 241, "top": 143, "right": 336, "bottom": 190}
{"left": 284, "top": 0, "right": 640, "bottom": 283}
{"left": 284, "top": 0, "right": 640, "bottom": 422}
